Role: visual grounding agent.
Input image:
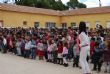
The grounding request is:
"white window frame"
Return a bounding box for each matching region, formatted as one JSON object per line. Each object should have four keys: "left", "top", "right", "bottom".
{"left": 34, "top": 22, "right": 39, "bottom": 28}
{"left": 107, "top": 21, "right": 110, "bottom": 28}
{"left": 86, "top": 22, "right": 90, "bottom": 28}
{"left": 71, "top": 22, "right": 77, "bottom": 28}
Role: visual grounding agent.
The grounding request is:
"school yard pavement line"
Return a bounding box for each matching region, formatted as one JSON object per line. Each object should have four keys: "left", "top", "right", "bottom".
{"left": 0, "top": 53, "right": 105, "bottom": 74}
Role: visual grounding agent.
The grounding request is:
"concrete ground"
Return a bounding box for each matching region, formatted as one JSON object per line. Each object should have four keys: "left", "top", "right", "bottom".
{"left": 0, "top": 53, "right": 106, "bottom": 74}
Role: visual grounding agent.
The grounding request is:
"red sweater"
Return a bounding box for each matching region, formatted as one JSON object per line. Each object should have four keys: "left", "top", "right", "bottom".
{"left": 90, "top": 41, "right": 95, "bottom": 56}
{"left": 57, "top": 45, "right": 63, "bottom": 53}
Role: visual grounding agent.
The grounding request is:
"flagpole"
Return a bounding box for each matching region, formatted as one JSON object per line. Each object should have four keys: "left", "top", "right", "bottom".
{"left": 99, "top": 0, "right": 102, "bottom": 7}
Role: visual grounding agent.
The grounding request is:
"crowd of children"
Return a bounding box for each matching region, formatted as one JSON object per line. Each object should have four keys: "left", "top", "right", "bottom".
{"left": 0, "top": 27, "right": 110, "bottom": 73}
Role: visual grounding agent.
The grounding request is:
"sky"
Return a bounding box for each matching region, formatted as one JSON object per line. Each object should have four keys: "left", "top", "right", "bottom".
{"left": 61, "top": 0, "right": 110, "bottom": 8}
{"left": 0, "top": 0, "right": 110, "bottom": 8}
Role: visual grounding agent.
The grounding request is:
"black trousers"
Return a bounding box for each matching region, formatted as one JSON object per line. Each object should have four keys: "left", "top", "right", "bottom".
{"left": 25, "top": 50, "right": 30, "bottom": 58}
{"left": 73, "top": 55, "right": 79, "bottom": 67}
{"left": 52, "top": 51, "right": 57, "bottom": 63}
{"left": 93, "top": 60, "right": 103, "bottom": 71}
{"left": 44, "top": 51, "right": 48, "bottom": 60}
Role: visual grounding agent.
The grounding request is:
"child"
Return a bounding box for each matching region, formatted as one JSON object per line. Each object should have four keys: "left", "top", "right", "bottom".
{"left": 20, "top": 37, "right": 25, "bottom": 57}
{"left": 73, "top": 41, "right": 79, "bottom": 67}
{"left": 25, "top": 36, "right": 36, "bottom": 58}
{"left": 43, "top": 41, "right": 48, "bottom": 60}
{"left": 51, "top": 40, "right": 57, "bottom": 64}
{"left": 47, "top": 40, "right": 53, "bottom": 62}
{"left": 62, "top": 42, "right": 68, "bottom": 67}
{"left": 103, "top": 37, "right": 110, "bottom": 73}
{"left": 16, "top": 38, "right": 22, "bottom": 56}
{"left": 30, "top": 39, "right": 37, "bottom": 59}
{"left": 92, "top": 41, "right": 103, "bottom": 73}
{"left": 57, "top": 41, "right": 63, "bottom": 65}
{"left": 90, "top": 37, "right": 95, "bottom": 63}
{"left": 37, "top": 40, "right": 44, "bottom": 60}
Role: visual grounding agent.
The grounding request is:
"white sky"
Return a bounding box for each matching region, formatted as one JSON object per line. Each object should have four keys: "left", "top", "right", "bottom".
{"left": 0, "top": 0, "right": 110, "bottom": 8}
{"left": 61, "top": 0, "right": 110, "bottom": 8}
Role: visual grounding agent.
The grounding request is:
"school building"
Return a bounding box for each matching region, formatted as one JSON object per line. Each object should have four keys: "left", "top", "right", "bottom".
{"left": 0, "top": 3, "right": 110, "bottom": 28}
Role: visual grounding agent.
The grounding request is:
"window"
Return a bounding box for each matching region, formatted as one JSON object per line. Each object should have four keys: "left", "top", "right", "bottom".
{"left": 23, "top": 21, "right": 27, "bottom": 26}
{"left": 71, "top": 22, "right": 77, "bottom": 28}
{"left": 51, "top": 22, "right": 56, "bottom": 28}
{"left": 107, "top": 21, "right": 110, "bottom": 28}
{"left": 34, "top": 22, "right": 39, "bottom": 28}
{"left": 45, "top": 22, "right": 56, "bottom": 28}
{"left": 86, "top": 22, "right": 90, "bottom": 28}
{"left": 62, "top": 23, "right": 67, "bottom": 28}
{"left": 45, "top": 22, "right": 50, "bottom": 28}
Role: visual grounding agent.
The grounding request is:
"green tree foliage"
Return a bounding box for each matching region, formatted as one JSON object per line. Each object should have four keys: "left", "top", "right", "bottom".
{"left": 15, "top": 0, "right": 86, "bottom": 10}
{"left": 15, "top": 0, "right": 68, "bottom": 10}
{"left": 67, "top": 0, "right": 87, "bottom": 9}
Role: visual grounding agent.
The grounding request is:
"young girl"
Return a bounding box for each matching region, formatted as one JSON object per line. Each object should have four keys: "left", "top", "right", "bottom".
{"left": 90, "top": 37, "right": 95, "bottom": 63}
{"left": 57, "top": 41, "right": 63, "bottom": 65}
{"left": 47, "top": 40, "right": 53, "bottom": 62}
{"left": 62, "top": 42, "right": 68, "bottom": 67}
{"left": 37, "top": 40, "right": 44, "bottom": 60}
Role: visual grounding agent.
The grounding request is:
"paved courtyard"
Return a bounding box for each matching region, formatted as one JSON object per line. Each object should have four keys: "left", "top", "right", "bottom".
{"left": 0, "top": 53, "right": 106, "bottom": 74}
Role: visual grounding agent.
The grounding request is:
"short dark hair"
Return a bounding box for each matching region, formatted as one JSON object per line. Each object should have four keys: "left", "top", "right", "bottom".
{"left": 79, "top": 21, "right": 87, "bottom": 34}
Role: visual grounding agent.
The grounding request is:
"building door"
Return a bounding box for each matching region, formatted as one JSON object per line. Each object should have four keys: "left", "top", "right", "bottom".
{"left": 107, "top": 21, "right": 110, "bottom": 28}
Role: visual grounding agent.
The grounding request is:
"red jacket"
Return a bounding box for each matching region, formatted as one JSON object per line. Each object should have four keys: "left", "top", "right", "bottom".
{"left": 90, "top": 41, "right": 95, "bottom": 56}
{"left": 57, "top": 45, "right": 63, "bottom": 53}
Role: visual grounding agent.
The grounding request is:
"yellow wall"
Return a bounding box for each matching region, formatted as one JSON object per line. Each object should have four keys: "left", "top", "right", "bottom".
{"left": 1, "top": 10, "right": 110, "bottom": 28}
{"left": 0, "top": 10, "right": 3, "bottom": 21}
{"left": 2, "top": 10, "right": 61, "bottom": 28}
{"left": 61, "top": 13, "right": 110, "bottom": 28}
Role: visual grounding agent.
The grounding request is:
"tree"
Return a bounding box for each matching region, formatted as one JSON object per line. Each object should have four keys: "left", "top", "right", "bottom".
{"left": 67, "top": 0, "right": 86, "bottom": 9}
{"left": 15, "top": 0, "right": 68, "bottom": 10}
{"left": 77, "top": 3, "right": 87, "bottom": 8}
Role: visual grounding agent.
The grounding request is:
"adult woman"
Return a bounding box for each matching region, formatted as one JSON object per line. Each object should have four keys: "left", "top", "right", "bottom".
{"left": 78, "top": 22, "right": 91, "bottom": 74}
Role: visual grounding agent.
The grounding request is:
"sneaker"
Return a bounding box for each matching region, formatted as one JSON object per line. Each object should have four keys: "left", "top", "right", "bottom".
{"left": 92, "top": 69, "right": 97, "bottom": 71}
{"left": 63, "top": 63, "right": 68, "bottom": 67}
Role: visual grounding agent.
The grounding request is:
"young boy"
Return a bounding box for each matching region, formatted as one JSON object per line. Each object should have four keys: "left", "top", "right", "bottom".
{"left": 92, "top": 41, "right": 103, "bottom": 73}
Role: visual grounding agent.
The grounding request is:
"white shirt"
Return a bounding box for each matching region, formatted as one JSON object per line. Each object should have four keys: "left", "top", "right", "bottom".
{"left": 3, "top": 38, "right": 7, "bottom": 45}
{"left": 79, "top": 32, "right": 90, "bottom": 47}
{"left": 25, "top": 41, "right": 36, "bottom": 50}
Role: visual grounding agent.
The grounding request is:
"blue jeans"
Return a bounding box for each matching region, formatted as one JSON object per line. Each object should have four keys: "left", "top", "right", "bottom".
{"left": 31, "top": 48, "right": 36, "bottom": 59}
